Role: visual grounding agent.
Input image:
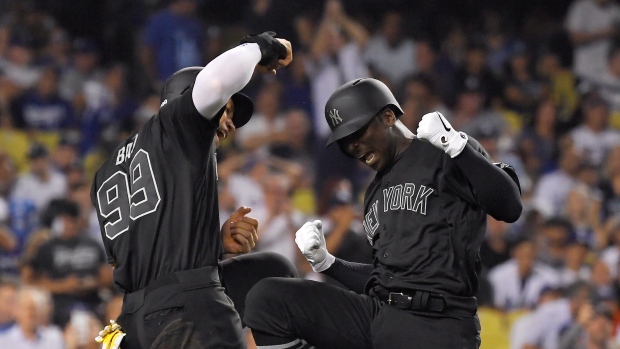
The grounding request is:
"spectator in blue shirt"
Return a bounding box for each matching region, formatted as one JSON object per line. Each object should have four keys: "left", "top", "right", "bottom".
{"left": 10, "top": 66, "right": 75, "bottom": 131}
{"left": 140, "top": 0, "right": 205, "bottom": 84}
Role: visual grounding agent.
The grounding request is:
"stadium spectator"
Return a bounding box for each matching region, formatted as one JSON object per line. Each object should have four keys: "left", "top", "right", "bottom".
{"left": 557, "top": 238, "right": 591, "bottom": 287}
{"left": 0, "top": 36, "right": 40, "bottom": 100}
{"left": 303, "top": 0, "right": 368, "bottom": 143}
{"left": 566, "top": 0, "right": 620, "bottom": 80}
{"left": 401, "top": 74, "right": 452, "bottom": 123}
{"left": 0, "top": 277, "right": 17, "bottom": 333}
{"left": 538, "top": 217, "right": 574, "bottom": 269}
{"left": 140, "top": 0, "right": 205, "bottom": 83}
{"left": 10, "top": 66, "right": 74, "bottom": 131}
{"left": 22, "top": 199, "right": 109, "bottom": 328}
{"left": 479, "top": 216, "right": 512, "bottom": 272}
{"left": 364, "top": 11, "right": 417, "bottom": 89}
{"left": 587, "top": 46, "right": 620, "bottom": 123}
{"left": 488, "top": 238, "right": 559, "bottom": 311}
{"left": 537, "top": 50, "right": 579, "bottom": 124}
{"left": 558, "top": 303, "right": 616, "bottom": 349}
{"left": 235, "top": 82, "right": 286, "bottom": 154}
{"left": 58, "top": 38, "right": 103, "bottom": 113}
{"left": 39, "top": 28, "right": 71, "bottom": 69}
{"left": 269, "top": 108, "right": 313, "bottom": 163}
{"left": 517, "top": 99, "right": 560, "bottom": 180}
{"left": 10, "top": 144, "right": 66, "bottom": 214}
{"left": 532, "top": 142, "right": 583, "bottom": 218}
{"left": 0, "top": 286, "right": 64, "bottom": 349}
{"left": 280, "top": 52, "right": 313, "bottom": 117}
{"left": 570, "top": 93, "right": 620, "bottom": 168}
{"left": 254, "top": 172, "right": 300, "bottom": 264}
{"left": 80, "top": 63, "right": 138, "bottom": 155}
{"left": 503, "top": 42, "right": 547, "bottom": 116}
{"left": 449, "top": 39, "right": 503, "bottom": 108}
{"left": 513, "top": 281, "right": 594, "bottom": 349}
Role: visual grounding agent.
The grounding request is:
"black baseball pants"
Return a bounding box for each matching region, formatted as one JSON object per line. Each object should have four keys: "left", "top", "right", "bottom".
{"left": 117, "top": 252, "right": 297, "bottom": 349}
{"left": 244, "top": 278, "right": 481, "bottom": 349}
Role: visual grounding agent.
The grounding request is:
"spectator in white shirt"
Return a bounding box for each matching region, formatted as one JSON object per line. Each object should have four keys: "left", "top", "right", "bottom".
{"left": 532, "top": 142, "right": 583, "bottom": 217}
{"left": 235, "top": 82, "right": 286, "bottom": 156}
{"left": 558, "top": 239, "right": 591, "bottom": 287}
{"left": 589, "top": 259, "right": 616, "bottom": 302}
{"left": 515, "top": 281, "right": 594, "bottom": 349}
{"left": 364, "top": 11, "right": 417, "bottom": 89}
{"left": 303, "top": 0, "right": 369, "bottom": 142}
{"left": 302, "top": 0, "right": 370, "bottom": 195}
{"left": 571, "top": 93, "right": 620, "bottom": 168}
{"left": 538, "top": 217, "right": 574, "bottom": 269}
{"left": 10, "top": 144, "right": 67, "bottom": 214}
{"left": 600, "top": 224, "right": 620, "bottom": 278}
{"left": 566, "top": 0, "right": 620, "bottom": 80}
{"left": 488, "top": 238, "right": 559, "bottom": 311}
{"left": 589, "top": 46, "right": 620, "bottom": 115}
{"left": 510, "top": 286, "right": 563, "bottom": 349}
{"left": 0, "top": 286, "right": 64, "bottom": 349}
{"left": 253, "top": 173, "right": 303, "bottom": 265}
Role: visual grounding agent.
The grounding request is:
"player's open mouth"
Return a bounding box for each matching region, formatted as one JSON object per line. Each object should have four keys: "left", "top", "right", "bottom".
{"left": 359, "top": 152, "right": 375, "bottom": 165}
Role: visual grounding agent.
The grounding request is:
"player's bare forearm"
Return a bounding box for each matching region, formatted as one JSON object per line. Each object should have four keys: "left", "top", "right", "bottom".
{"left": 453, "top": 144, "right": 523, "bottom": 222}
{"left": 0, "top": 225, "right": 17, "bottom": 252}
{"left": 322, "top": 258, "right": 372, "bottom": 294}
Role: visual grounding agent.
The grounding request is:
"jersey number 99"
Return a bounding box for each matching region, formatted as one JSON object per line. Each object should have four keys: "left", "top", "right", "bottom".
{"left": 96, "top": 149, "right": 161, "bottom": 240}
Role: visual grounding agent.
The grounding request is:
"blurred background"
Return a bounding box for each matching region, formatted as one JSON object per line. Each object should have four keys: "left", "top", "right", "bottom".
{"left": 0, "top": 0, "right": 620, "bottom": 348}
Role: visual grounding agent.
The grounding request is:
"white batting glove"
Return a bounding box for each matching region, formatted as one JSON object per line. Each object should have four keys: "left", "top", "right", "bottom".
{"left": 295, "top": 220, "right": 335, "bottom": 272}
{"left": 416, "top": 111, "right": 468, "bottom": 158}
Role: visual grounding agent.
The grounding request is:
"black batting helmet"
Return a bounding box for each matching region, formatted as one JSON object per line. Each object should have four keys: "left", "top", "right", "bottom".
{"left": 324, "top": 78, "right": 403, "bottom": 146}
{"left": 160, "top": 66, "right": 254, "bottom": 128}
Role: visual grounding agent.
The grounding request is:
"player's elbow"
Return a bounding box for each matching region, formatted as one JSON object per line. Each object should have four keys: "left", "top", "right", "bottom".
{"left": 493, "top": 199, "right": 523, "bottom": 223}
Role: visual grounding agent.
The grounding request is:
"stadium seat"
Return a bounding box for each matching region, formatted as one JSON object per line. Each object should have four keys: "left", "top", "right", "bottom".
{"left": 0, "top": 130, "right": 30, "bottom": 172}
{"left": 478, "top": 307, "right": 510, "bottom": 349}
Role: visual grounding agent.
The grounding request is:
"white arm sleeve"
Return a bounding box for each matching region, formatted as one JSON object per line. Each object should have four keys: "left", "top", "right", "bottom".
{"left": 192, "top": 43, "right": 262, "bottom": 120}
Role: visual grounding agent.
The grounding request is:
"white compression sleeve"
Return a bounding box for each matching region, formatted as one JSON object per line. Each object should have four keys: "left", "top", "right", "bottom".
{"left": 191, "top": 43, "right": 261, "bottom": 120}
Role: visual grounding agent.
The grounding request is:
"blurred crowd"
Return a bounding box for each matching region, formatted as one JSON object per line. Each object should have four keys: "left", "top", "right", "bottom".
{"left": 2, "top": 0, "right": 620, "bottom": 348}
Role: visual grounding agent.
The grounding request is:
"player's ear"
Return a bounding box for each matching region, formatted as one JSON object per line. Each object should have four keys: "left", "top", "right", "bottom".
{"left": 381, "top": 108, "right": 396, "bottom": 127}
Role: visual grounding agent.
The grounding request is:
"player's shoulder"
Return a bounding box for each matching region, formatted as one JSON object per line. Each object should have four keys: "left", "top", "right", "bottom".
{"left": 94, "top": 133, "right": 141, "bottom": 179}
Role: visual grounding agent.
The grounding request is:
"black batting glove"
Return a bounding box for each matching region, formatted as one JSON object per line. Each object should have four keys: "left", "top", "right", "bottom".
{"left": 240, "top": 31, "right": 287, "bottom": 66}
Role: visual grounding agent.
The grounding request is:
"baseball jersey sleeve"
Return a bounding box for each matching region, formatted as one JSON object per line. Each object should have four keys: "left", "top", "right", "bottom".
{"left": 322, "top": 258, "right": 373, "bottom": 294}
{"left": 191, "top": 43, "right": 261, "bottom": 121}
{"left": 446, "top": 138, "right": 522, "bottom": 222}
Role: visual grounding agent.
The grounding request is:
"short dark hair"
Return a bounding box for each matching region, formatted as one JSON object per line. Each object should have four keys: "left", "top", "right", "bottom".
{"left": 541, "top": 217, "right": 574, "bottom": 232}
{"left": 56, "top": 199, "right": 81, "bottom": 218}
{"left": 27, "top": 143, "right": 49, "bottom": 159}
{"left": 564, "top": 280, "right": 594, "bottom": 300}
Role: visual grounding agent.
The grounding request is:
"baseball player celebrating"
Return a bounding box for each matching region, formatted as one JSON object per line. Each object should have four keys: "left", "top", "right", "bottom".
{"left": 243, "top": 78, "right": 522, "bottom": 349}
{"left": 91, "top": 33, "right": 294, "bottom": 349}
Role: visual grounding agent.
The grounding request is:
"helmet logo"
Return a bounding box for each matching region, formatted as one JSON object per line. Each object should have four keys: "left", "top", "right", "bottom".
{"left": 328, "top": 109, "right": 343, "bottom": 126}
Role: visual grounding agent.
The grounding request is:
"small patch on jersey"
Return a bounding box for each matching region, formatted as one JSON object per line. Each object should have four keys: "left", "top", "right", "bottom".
{"left": 328, "top": 108, "right": 343, "bottom": 126}
{"left": 160, "top": 99, "right": 168, "bottom": 108}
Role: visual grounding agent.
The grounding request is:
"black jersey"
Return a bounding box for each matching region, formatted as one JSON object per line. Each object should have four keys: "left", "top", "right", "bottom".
{"left": 91, "top": 87, "right": 220, "bottom": 293}
{"left": 363, "top": 138, "right": 488, "bottom": 297}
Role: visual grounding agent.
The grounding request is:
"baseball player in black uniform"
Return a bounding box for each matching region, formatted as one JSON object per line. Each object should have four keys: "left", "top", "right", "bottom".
{"left": 91, "top": 33, "right": 294, "bottom": 349}
{"left": 243, "top": 78, "right": 523, "bottom": 349}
